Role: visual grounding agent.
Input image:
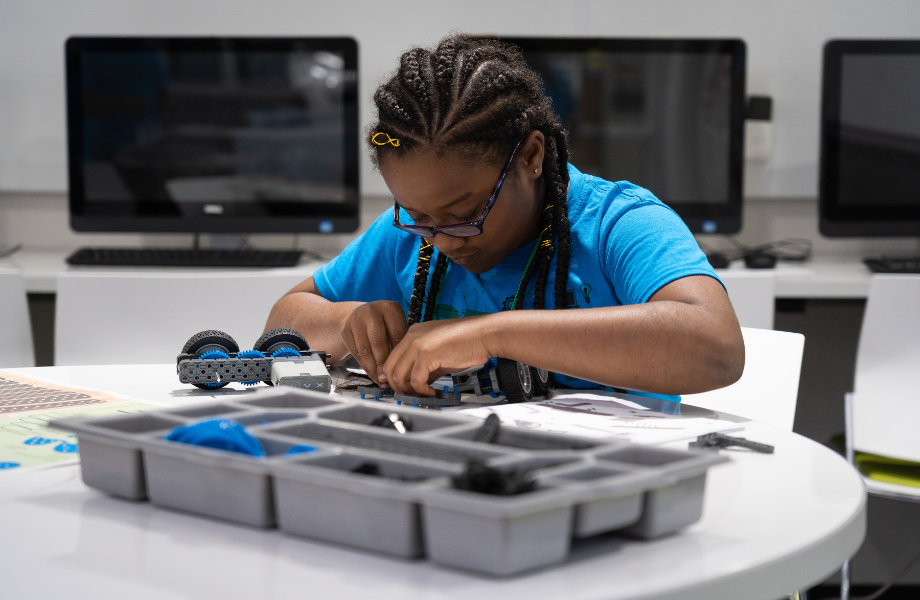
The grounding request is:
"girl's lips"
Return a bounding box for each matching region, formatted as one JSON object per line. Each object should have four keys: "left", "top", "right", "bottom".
{"left": 448, "top": 252, "right": 477, "bottom": 265}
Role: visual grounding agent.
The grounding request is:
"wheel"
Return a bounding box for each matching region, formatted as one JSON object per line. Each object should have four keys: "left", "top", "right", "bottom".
{"left": 253, "top": 328, "right": 309, "bottom": 355}
{"left": 530, "top": 366, "right": 550, "bottom": 398}
{"left": 181, "top": 330, "right": 238, "bottom": 390}
{"left": 495, "top": 358, "right": 533, "bottom": 403}
{"left": 181, "top": 330, "right": 239, "bottom": 356}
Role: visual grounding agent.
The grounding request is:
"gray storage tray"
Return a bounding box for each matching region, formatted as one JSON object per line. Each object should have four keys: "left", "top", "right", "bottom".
{"left": 272, "top": 450, "right": 459, "bottom": 558}
{"left": 49, "top": 386, "right": 732, "bottom": 575}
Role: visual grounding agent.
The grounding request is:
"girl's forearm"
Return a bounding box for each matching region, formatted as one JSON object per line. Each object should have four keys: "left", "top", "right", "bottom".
{"left": 483, "top": 302, "right": 743, "bottom": 395}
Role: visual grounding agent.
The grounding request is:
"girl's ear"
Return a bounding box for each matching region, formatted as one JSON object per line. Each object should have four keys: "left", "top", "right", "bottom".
{"left": 520, "top": 130, "right": 546, "bottom": 180}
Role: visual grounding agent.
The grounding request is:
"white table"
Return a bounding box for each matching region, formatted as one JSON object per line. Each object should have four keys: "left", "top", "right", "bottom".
{"left": 0, "top": 365, "right": 866, "bottom": 600}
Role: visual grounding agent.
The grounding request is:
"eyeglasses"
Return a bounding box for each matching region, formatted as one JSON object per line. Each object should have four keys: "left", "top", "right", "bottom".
{"left": 392, "top": 140, "right": 522, "bottom": 238}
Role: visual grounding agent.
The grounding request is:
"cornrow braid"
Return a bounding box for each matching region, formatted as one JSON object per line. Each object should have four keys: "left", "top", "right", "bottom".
{"left": 407, "top": 238, "right": 434, "bottom": 326}
{"left": 369, "top": 33, "right": 573, "bottom": 329}
{"left": 423, "top": 252, "right": 450, "bottom": 322}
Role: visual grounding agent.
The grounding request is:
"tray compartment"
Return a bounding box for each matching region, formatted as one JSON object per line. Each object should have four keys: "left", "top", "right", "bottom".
{"left": 596, "top": 446, "right": 725, "bottom": 539}
{"left": 489, "top": 452, "right": 584, "bottom": 474}
{"left": 56, "top": 412, "right": 187, "bottom": 500}
{"left": 444, "top": 425, "right": 603, "bottom": 451}
{"left": 547, "top": 464, "right": 652, "bottom": 537}
{"left": 273, "top": 451, "right": 457, "bottom": 557}
{"left": 594, "top": 445, "right": 700, "bottom": 467}
{"left": 315, "top": 403, "right": 470, "bottom": 433}
{"left": 164, "top": 402, "right": 246, "bottom": 419}
{"left": 142, "top": 432, "right": 311, "bottom": 528}
{"left": 234, "top": 391, "right": 341, "bottom": 410}
{"left": 420, "top": 484, "right": 574, "bottom": 575}
{"left": 622, "top": 473, "right": 708, "bottom": 539}
{"left": 263, "top": 420, "right": 515, "bottom": 463}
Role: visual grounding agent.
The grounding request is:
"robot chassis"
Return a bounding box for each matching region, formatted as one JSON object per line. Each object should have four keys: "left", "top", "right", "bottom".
{"left": 177, "top": 328, "right": 549, "bottom": 407}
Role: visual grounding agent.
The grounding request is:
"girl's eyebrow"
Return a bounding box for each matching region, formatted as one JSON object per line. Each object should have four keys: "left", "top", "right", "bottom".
{"left": 398, "top": 191, "right": 475, "bottom": 214}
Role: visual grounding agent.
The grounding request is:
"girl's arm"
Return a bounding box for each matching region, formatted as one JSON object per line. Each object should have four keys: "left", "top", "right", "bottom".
{"left": 380, "top": 275, "right": 744, "bottom": 397}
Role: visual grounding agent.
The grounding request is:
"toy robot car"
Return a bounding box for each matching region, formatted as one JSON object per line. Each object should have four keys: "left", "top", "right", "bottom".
{"left": 176, "top": 328, "right": 331, "bottom": 392}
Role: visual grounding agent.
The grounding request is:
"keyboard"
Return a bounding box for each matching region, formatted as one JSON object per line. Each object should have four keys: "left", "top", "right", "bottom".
{"left": 66, "top": 247, "right": 304, "bottom": 268}
{"left": 864, "top": 257, "right": 920, "bottom": 274}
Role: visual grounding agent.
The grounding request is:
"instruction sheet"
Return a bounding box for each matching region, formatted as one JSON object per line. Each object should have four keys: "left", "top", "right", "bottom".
{"left": 0, "top": 372, "right": 166, "bottom": 472}
{"left": 462, "top": 392, "right": 743, "bottom": 445}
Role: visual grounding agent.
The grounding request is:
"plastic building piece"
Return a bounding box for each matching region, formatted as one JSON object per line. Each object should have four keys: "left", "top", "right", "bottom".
{"left": 165, "top": 418, "right": 265, "bottom": 457}
{"left": 177, "top": 328, "right": 331, "bottom": 390}
{"left": 472, "top": 413, "right": 501, "bottom": 443}
{"left": 689, "top": 432, "right": 775, "bottom": 454}
{"left": 269, "top": 357, "right": 332, "bottom": 392}
{"left": 452, "top": 459, "right": 537, "bottom": 496}
{"left": 369, "top": 412, "right": 413, "bottom": 434}
{"left": 351, "top": 462, "right": 381, "bottom": 476}
{"left": 393, "top": 389, "right": 463, "bottom": 407}
{"left": 358, "top": 386, "right": 395, "bottom": 401}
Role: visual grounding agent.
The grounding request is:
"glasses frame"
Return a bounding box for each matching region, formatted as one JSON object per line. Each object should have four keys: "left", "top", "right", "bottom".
{"left": 392, "top": 140, "right": 523, "bottom": 238}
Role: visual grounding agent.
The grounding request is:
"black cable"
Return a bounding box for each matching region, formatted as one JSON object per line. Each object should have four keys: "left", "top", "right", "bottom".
{"left": 701, "top": 236, "right": 812, "bottom": 264}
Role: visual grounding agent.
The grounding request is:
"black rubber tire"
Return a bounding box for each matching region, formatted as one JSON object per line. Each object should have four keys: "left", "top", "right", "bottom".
{"left": 181, "top": 330, "right": 239, "bottom": 356}
{"left": 253, "top": 328, "right": 309, "bottom": 353}
{"left": 530, "top": 366, "right": 550, "bottom": 398}
{"left": 496, "top": 358, "right": 533, "bottom": 403}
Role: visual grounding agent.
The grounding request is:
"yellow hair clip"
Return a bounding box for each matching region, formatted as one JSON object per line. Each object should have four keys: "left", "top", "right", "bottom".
{"left": 372, "top": 132, "right": 401, "bottom": 147}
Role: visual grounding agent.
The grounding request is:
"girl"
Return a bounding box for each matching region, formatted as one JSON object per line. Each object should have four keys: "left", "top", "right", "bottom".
{"left": 265, "top": 34, "right": 744, "bottom": 402}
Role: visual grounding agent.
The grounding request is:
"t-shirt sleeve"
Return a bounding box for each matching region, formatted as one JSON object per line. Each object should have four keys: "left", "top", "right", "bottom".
{"left": 602, "top": 189, "right": 721, "bottom": 305}
{"left": 312, "top": 209, "right": 409, "bottom": 308}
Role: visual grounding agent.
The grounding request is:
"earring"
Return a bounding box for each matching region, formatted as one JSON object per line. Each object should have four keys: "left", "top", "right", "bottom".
{"left": 534, "top": 169, "right": 539, "bottom": 173}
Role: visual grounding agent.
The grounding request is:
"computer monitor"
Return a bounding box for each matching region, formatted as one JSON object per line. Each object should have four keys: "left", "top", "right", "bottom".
{"left": 66, "top": 37, "right": 359, "bottom": 234}
{"left": 502, "top": 37, "right": 746, "bottom": 234}
{"left": 820, "top": 40, "right": 920, "bottom": 237}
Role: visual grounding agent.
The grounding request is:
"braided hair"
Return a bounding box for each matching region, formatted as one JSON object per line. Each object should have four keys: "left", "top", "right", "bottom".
{"left": 368, "top": 34, "right": 572, "bottom": 326}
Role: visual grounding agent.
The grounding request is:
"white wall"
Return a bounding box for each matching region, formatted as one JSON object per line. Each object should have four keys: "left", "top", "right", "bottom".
{"left": 2, "top": 0, "right": 919, "bottom": 199}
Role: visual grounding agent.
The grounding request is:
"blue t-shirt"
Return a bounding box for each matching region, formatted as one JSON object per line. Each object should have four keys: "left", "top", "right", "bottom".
{"left": 314, "top": 164, "right": 721, "bottom": 402}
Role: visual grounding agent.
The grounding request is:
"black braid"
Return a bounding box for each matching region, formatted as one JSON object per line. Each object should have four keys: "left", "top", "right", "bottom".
{"left": 407, "top": 239, "right": 434, "bottom": 326}
{"left": 368, "top": 34, "right": 572, "bottom": 324}
{"left": 423, "top": 252, "right": 450, "bottom": 322}
{"left": 548, "top": 130, "right": 572, "bottom": 309}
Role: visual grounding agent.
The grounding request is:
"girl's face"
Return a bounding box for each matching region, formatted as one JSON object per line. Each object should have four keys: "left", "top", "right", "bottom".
{"left": 379, "top": 131, "right": 546, "bottom": 274}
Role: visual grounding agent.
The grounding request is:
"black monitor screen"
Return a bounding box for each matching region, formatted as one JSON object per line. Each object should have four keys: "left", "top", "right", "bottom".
{"left": 67, "top": 37, "right": 359, "bottom": 233}
{"left": 821, "top": 40, "right": 920, "bottom": 237}
{"left": 504, "top": 38, "right": 746, "bottom": 233}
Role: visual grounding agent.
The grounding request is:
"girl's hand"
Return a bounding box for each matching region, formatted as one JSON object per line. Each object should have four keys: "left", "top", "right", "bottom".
{"left": 340, "top": 300, "right": 409, "bottom": 385}
{"left": 380, "top": 315, "right": 496, "bottom": 396}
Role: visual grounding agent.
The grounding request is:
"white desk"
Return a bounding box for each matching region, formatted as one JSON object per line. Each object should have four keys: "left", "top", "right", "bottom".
{"left": 0, "top": 365, "right": 866, "bottom": 600}
{"left": 7, "top": 249, "right": 875, "bottom": 298}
